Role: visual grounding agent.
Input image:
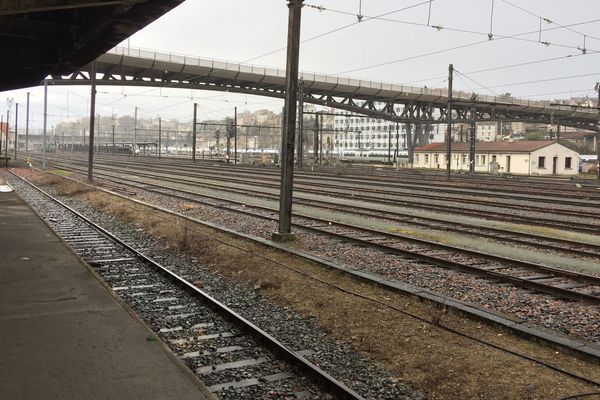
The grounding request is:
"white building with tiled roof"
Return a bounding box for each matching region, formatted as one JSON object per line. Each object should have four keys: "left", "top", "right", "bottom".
{"left": 414, "top": 140, "right": 580, "bottom": 175}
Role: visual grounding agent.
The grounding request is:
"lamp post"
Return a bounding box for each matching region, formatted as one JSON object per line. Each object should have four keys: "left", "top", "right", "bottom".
{"left": 595, "top": 82, "right": 600, "bottom": 182}
{"left": 6, "top": 98, "right": 14, "bottom": 159}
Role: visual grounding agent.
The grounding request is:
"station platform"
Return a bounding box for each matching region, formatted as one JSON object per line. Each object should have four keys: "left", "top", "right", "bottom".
{"left": 0, "top": 175, "right": 212, "bottom": 400}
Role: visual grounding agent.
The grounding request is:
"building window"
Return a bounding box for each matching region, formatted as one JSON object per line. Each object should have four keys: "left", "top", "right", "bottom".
{"left": 461, "top": 154, "right": 466, "bottom": 164}
{"left": 482, "top": 155, "right": 486, "bottom": 164}
{"left": 538, "top": 156, "right": 546, "bottom": 169}
{"left": 425, "top": 154, "right": 429, "bottom": 163}
{"left": 434, "top": 154, "right": 439, "bottom": 164}
{"left": 416, "top": 154, "right": 420, "bottom": 163}
{"left": 565, "top": 157, "right": 572, "bottom": 169}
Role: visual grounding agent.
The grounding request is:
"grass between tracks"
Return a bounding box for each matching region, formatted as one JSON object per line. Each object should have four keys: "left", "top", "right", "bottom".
{"left": 25, "top": 169, "right": 600, "bottom": 400}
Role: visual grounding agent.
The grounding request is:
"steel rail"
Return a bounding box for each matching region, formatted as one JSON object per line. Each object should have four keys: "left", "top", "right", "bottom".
{"left": 27, "top": 154, "right": 600, "bottom": 234}
{"left": 68, "top": 153, "right": 600, "bottom": 205}
{"left": 28, "top": 151, "right": 600, "bottom": 203}
{"left": 8, "top": 170, "right": 365, "bottom": 400}
{"left": 12, "top": 167, "right": 600, "bottom": 374}
{"left": 62, "top": 154, "right": 600, "bottom": 217}
{"left": 26, "top": 161, "right": 600, "bottom": 305}
{"left": 25, "top": 154, "right": 600, "bottom": 257}
{"left": 149, "top": 187, "right": 600, "bottom": 304}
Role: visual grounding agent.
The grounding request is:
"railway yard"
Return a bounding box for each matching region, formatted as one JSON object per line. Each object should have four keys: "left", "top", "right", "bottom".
{"left": 4, "top": 153, "right": 600, "bottom": 399}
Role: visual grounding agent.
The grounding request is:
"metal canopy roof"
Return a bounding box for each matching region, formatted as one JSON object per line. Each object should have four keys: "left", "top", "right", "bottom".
{"left": 0, "top": 0, "right": 184, "bottom": 92}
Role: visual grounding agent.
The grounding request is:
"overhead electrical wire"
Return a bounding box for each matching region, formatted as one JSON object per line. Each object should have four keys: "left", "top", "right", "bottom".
{"left": 520, "top": 88, "right": 595, "bottom": 99}
{"left": 399, "top": 52, "right": 596, "bottom": 85}
{"left": 454, "top": 69, "right": 499, "bottom": 96}
{"left": 306, "top": 3, "right": 600, "bottom": 56}
{"left": 500, "top": 0, "right": 600, "bottom": 42}
{"left": 464, "top": 71, "right": 600, "bottom": 91}
{"left": 241, "top": 0, "right": 434, "bottom": 64}
{"left": 335, "top": 17, "right": 600, "bottom": 75}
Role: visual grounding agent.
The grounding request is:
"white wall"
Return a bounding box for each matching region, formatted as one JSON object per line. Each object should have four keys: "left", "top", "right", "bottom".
{"left": 529, "top": 142, "right": 579, "bottom": 175}
{"left": 414, "top": 143, "right": 579, "bottom": 175}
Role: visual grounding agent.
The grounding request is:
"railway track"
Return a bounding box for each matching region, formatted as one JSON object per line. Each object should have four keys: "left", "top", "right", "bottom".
{"left": 26, "top": 154, "right": 600, "bottom": 234}
{"left": 139, "top": 184, "right": 600, "bottom": 305}
{"left": 90, "top": 154, "right": 600, "bottom": 200}
{"left": 10, "top": 171, "right": 366, "bottom": 400}
{"left": 30, "top": 152, "right": 600, "bottom": 206}
{"left": 54, "top": 163, "right": 600, "bottom": 261}
{"left": 22, "top": 161, "right": 600, "bottom": 305}
{"left": 9, "top": 167, "right": 600, "bottom": 392}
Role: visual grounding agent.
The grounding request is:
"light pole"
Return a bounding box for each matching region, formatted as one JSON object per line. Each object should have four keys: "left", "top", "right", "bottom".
{"left": 446, "top": 64, "right": 454, "bottom": 180}
{"left": 595, "top": 82, "right": 600, "bottom": 182}
{"left": 14, "top": 103, "right": 18, "bottom": 160}
{"left": 25, "top": 92, "right": 30, "bottom": 158}
{"left": 6, "top": 98, "right": 14, "bottom": 160}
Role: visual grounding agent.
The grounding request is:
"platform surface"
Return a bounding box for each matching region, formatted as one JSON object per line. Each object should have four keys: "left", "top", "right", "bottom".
{"left": 0, "top": 178, "right": 211, "bottom": 400}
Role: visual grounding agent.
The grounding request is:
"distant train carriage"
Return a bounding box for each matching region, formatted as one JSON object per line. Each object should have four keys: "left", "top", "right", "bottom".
{"left": 339, "top": 149, "right": 408, "bottom": 163}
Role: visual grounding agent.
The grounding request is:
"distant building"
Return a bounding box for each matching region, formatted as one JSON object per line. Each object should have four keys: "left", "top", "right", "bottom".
{"left": 333, "top": 108, "right": 411, "bottom": 154}
{"left": 414, "top": 140, "right": 579, "bottom": 176}
{"left": 0, "top": 122, "right": 8, "bottom": 149}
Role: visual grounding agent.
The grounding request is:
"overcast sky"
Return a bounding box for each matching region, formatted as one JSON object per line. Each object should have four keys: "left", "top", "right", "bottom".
{"left": 2, "top": 0, "right": 599, "bottom": 130}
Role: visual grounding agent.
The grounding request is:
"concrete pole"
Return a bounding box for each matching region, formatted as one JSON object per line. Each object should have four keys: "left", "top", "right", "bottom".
{"left": 597, "top": 84, "right": 600, "bottom": 182}
{"left": 275, "top": 0, "right": 303, "bottom": 240}
{"left": 133, "top": 106, "right": 137, "bottom": 157}
{"left": 396, "top": 123, "right": 400, "bottom": 162}
{"left": 298, "top": 79, "right": 304, "bottom": 168}
{"left": 96, "top": 113, "right": 100, "bottom": 155}
{"left": 5, "top": 109, "right": 9, "bottom": 159}
{"left": 88, "top": 61, "right": 97, "bottom": 181}
{"left": 25, "top": 92, "right": 30, "bottom": 158}
{"left": 314, "top": 112, "right": 319, "bottom": 165}
{"left": 158, "top": 117, "right": 162, "bottom": 159}
{"left": 192, "top": 103, "right": 197, "bottom": 161}
{"left": 406, "top": 123, "right": 413, "bottom": 164}
{"left": 14, "top": 103, "right": 18, "bottom": 160}
{"left": 470, "top": 93, "right": 476, "bottom": 174}
{"left": 387, "top": 124, "right": 392, "bottom": 163}
{"left": 43, "top": 80, "right": 48, "bottom": 170}
{"left": 234, "top": 106, "right": 238, "bottom": 164}
{"left": 0, "top": 115, "right": 3, "bottom": 157}
{"left": 319, "top": 113, "right": 323, "bottom": 165}
{"left": 446, "top": 64, "right": 453, "bottom": 179}
{"left": 112, "top": 124, "right": 115, "bottom": 160}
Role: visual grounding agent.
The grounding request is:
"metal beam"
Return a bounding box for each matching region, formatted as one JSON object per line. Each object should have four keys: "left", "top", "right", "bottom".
{"left": 0, "top": 0, "right": 145, "bottom": 16}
